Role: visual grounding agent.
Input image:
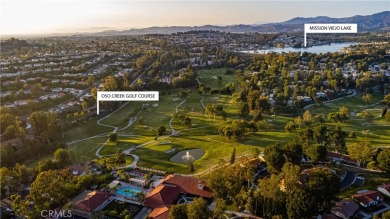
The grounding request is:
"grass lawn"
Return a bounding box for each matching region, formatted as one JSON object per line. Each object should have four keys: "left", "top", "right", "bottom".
{"left": 65, "top": 119, "right": 113, "bottom": 141}
{"left": 67, "top": 137, "right": 107, "bottom": 162}
{"left": 198, "top": 68, "right": 237, "bottom": 90}
{"left": 99, "top": 136, "right": 154, "bottom": 156}
{"left": 99, "top": 102, "right": 144, "bottom": 128}
{"left": 338, "top": 173, "right": 389, "bottom": 199}
{"left": 131, "top": 130, "right": 290, "bottom": 173}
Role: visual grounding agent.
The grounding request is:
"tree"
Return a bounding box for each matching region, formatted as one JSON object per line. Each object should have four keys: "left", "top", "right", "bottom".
{"left": 313, "top": 125, "right": 330, "bottom": 146}
{"left": 187, "top": 198, "right": 208, "bottom": 219}
{"left": 208, "top": 167, "right": 242, "bottom": 199}
{"left": 10, "top": 194, "right": 29, "bottom": 217}
{"left": 306, "top": 145, "right": 327, "bottom": 163}
{"left": 327, "top": 112, "right": 343, "bottom": 123}
{"left": 258, "top": 174, "right": 286, "bottom": 217}
{"left": 330, "top": 125, "right": 348, "bottom": 149}
{"left": 280, "top": 162, "right": 301, "bottom": 193}
{"left": 347, "top": 142, "right": 372, "bottom": 167}
{"left": 54, "top": 148, "right": 74, "bottom": 168}
{"left": 0, "top": 167, "right": 19, "bottom": 196}
{"left": 381, "top": 107, "right": 388, "bottom": 117}
{"left": 109, "top": 132, "right": 118, "bottom": 142}
{"left": 104, "top": 149, "right": 126, "bottom": 169}
{"left": 230, "top": 148, "right": 236, "bottom": 165}
{"left": 284, "top": 142, "right": 303, "bottom": 165}
{"left": 286, "top": 188, "right": 316, "bottom": 219}
{"left": 188, "top": 163, "right": 195, "bottom": 173}
{"left": 382, "top": 210, "right": 390, "bottom": 219}
{"left": 81, "top": 100, "right": 88, "bottom": 111}
{"left": 294, "top": 116, "right": 304, "bottom": 129}
{"left": 213, "top": 198, "right": 226, "bottom": 219}
{"left": 169, "top": 204, "right": 188, "bottom": 219}
{"left": 362, "top": 93, "right": 373, "bottom": 105}
{"left": 304, "top": 168, "right": 340, "bottom": 212}
{"left": 3, "top": 125, "right": 17, "bottom": 140}
{"left": 377, "top": 149, "right": 390, "bottom": 172}
{"left": 338, "top": 106, "right": 350, "bottom": 121}
{"left": 239, "top": 103, "right": 250, "bottom": 117}
{"left": 0, "top": 113, "right": 16, "bottom": 134}
{"left": 30, "top": 169, "right": 76, "bottom": 211}
{"left": 303, "top": 110, "right": 313, "bottom": 126}
{"left": 103, "top": 76, "right": 118, "bottom": 91}
{"left": 157, "top": 126, "right": 166, "bottom": 136}
{"left": 252, "top": 111, "right": 262, "bottom": 122}
{"left": 13, "top": 163, "right": 30, "bottom": 185}
{"left": 285, "top": 121, "right": 296, "bottom": 133}
{"left": 264, "top": 144, "right": 286, "bottom": 173}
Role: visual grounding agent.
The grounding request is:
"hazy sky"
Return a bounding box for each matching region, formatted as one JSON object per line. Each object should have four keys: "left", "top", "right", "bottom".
{"left": 1, "top": 0, "right": 389, "bottom": 35}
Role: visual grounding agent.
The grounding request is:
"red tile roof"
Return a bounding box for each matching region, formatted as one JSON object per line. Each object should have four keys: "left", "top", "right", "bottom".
{"left": 143, "top": 185, "right": 181, "bottom": 208}
{"left": 144, "top": 175, "right": 213, "bottom": 219}
{"left": 73, "top": 190, "right": 113, "bottom": 213}
{"left": 353, "top": 190, "right": 384, "bottom": 206}
{"left": 148, "top": 206, "right": 170, "bottom": 219}
{"left": 162, "top": 174, "right": 213, "bottom": 198}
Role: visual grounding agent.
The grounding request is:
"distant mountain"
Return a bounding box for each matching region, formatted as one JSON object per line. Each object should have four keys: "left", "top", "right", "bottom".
{"left": 83, "top": 11, "right": 390, "bottom": 36}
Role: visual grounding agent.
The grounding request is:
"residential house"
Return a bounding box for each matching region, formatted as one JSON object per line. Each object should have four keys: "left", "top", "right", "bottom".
{"left": 352, "top": 190, "right": 384, "bottom": 208}
{"left": 71, "top": 190, "right": 113, "bottom": 219}
{"left": 144, "top": 185, "right": 181, "bottom": 219}
{"left": 378, "top": 183, "right": 390, "bottom": 197}
{"left": 331, "top": 198, "right": 359, "bottom": 219}
{"left": 14, "top": 100, "right": 28, "bottom": 106}
{"left": 52, "top": 87, "right": 63, "bottom": 93}
{"left": 143, "top": 174, "right": 213, "bottom": 219}
{"left": 326, "top": 151, "right": 358, "bottom": 165}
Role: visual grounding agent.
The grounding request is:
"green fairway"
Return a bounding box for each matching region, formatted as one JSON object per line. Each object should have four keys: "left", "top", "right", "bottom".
{"left": 68, "top": 137, "right": 107, "bottom": 162}
{"left": 65, "top": 119, "right": 112, "bottom": 141}
{"left": 306, "top": 91, "right": 384, "bottom": 115}
{"left": 99, "top": 136, "right": 154, "bottom": 156}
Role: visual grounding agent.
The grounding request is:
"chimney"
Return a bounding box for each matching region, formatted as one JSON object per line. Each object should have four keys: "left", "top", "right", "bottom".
{"left": 198, "top": 181, "right": 204, "bottom": 190}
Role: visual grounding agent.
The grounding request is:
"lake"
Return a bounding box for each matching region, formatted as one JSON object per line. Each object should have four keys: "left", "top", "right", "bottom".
{"left": 242, "top": 42, "right": 356, "bottom": 54}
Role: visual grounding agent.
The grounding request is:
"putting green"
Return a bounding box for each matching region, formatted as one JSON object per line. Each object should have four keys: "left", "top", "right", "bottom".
{"left": 169, "top": 149, "right": 205, "bottom": 164}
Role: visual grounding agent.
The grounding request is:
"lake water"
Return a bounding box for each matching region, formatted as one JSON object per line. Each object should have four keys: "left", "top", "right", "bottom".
{"left": 242, "top": 42, "right": 356, "bottom": 54}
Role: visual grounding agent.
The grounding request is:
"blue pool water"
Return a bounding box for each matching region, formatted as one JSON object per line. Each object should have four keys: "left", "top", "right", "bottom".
{"left": 116, "top": 187, "right": 141, "bottom": 197}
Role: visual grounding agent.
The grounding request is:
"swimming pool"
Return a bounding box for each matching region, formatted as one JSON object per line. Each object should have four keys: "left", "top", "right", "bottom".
{"left": 116, "top": 187, "right": 142, "bottom": 197}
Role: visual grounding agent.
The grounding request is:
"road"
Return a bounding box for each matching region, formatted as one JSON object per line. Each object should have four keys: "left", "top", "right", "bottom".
{"left": 340, "top": 170, "right": 357, "bottom": 189}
